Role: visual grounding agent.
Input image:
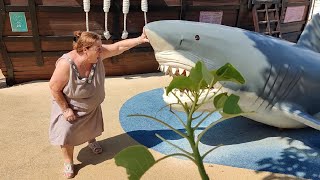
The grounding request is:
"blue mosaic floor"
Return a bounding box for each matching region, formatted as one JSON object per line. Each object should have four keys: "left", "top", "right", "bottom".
{"left": 119, "top": 88, "right": 320, "bottom": 179}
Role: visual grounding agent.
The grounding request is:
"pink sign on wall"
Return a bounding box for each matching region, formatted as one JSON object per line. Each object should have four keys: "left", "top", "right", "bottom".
{"left": 284, "top": 6, "right": 306, "bottom": 23}
{"left": 199, "top": 11, "right": 223, "bottom": 24}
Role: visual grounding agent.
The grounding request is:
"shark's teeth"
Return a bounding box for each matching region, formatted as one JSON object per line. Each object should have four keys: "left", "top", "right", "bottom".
{"left": 172, "top": 67, "right": 177, "bottom": 75}
{"left": 164, "top": 65, "right": 169, "bottom": 74}
{"left": 178, "top": 68, "right": 184, "bottom": 75}
{"left": 160, "top": 65, "right": 164, "bottom": 72}
{"left": 159, "top": 64, "right": 191, "bottom": 77}
{"left": 185, "top": 70, "right": 190, "bottom": 77}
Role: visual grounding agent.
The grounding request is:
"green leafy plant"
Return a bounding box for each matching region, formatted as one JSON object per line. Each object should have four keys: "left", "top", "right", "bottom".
{"left": 115, "top": 61, "right": 245, "bottom": 180}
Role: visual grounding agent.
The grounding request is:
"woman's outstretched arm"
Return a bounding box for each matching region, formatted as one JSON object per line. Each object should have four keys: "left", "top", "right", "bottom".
{"left": 100, "top": 29, "right": 149, "bottom": 59}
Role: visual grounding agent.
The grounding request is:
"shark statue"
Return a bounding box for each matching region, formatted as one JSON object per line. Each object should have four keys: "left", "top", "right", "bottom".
{"left": 144, "top": 13, "right": 320, "bottom": 130}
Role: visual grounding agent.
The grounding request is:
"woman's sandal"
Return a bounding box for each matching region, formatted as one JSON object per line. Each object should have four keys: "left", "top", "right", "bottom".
{"left": 88, "top": 141, "right": 103, "bottom": 154}
{"left": 63, "top": 163, "right": 74, "bottom": 179}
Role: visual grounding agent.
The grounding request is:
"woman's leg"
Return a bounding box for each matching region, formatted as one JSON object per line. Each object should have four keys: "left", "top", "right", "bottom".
{"left": 61, "top": 145, "right": 74, "bottom": 178}
{"left": 88, "top": 138, "right": 103, "bottom": 154}
{"left": 61, "top": 145, "right": 74, "bottom": 163}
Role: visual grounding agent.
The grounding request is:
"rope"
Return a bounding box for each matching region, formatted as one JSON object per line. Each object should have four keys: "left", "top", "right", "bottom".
{"left": 103, "top": 0, "right": 111, "bottom": 39}
{"left": 83, "top": 0, "right": 90, "bottom": 31}
{"left": 141, "top": 0, "right": 148, "bottom": 25}
{"left": 121, "top": 0, "right": 130, "bottom": 39}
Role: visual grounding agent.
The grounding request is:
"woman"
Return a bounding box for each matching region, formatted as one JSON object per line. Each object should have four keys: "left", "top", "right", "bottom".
{"left": 49, "top": 30, "right": 149, "bottom": 178}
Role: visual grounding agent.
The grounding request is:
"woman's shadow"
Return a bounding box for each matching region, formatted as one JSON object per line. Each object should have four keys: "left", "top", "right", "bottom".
{"left": 74, "top": 133, "right": 139, "bottom": 175}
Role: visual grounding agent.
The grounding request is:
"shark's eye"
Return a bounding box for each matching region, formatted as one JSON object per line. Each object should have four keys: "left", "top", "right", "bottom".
{"left": 195, "top": 35, "right": 200, "bottom": 41}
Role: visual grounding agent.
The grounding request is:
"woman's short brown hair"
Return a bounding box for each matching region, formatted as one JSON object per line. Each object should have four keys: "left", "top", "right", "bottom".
{"left": 73, "top": 31, "right": 101, "bottom": 53}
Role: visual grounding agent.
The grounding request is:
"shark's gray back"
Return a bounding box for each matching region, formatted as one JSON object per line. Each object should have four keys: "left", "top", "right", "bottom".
{"left": 147, "top": 20, "right": 320, "bottom": 114}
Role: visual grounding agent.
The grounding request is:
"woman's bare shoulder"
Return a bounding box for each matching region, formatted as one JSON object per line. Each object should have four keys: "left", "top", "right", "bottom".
{"left": 56, "top": 53, "right": 71, "bottom": 67}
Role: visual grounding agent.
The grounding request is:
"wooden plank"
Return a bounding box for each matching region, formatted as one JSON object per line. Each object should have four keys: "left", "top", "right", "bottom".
{"left": 36, "top": 11, "right": 109, "bottom": 36}
{"left": 10, "top": 55, "right": 55, "bottom": 82}
{"left": 192, "top": 0, "right": 240, "bottom": 6}
{"left": 4, "top": 0, "right": 27, "bottom": 6}
{"left": 13, "top": 66, "right": 54, "bottom": 72}
{"left": 5, "top": 5, "right": 28, "bottom": 11}
{"left": 105, "top": 52, "right": 158, "bottom": 76}
{"left": 3, "top": 36, "right": 33, "bottom": 41}
{"left": 4, "top": 35, "right": 74, "bottom": 41}
{"left": 112, "top": 0, "right": 121, "bottom": 40}
{"left": 252, "top": 5, "right": 260, "bottom": 32}
{"left": 4, "top": 35, "right": 73, "bottom": 51}
{"left": 28, "top": 0, "right": 43, "bottom": 66}
{"left": 0, "top": 0, "right": 15, "bottom": 85}
{"left": 236, "top": 1, "right": 247, "bottom": 27}
{"left": 189, "top": 5, "right": 240, "bottom": 10}
{"left": 5, "top": 4, "right": 182, "bottom": 13}
{"left": 179, "top": 0, "right": 188, "bottom": 20}
{"left": 5, "top": 41, "right": 35, "bottom": 52}
{"left": 9, "top": 51, "right": 158, "bottom": 83}
{"left": 7, "top": 51, "right": 62, "bottom": 57}
{"left": 280, "top": 21, "right": 305, "bottom": 33}
{"left": 41, "top": 41, "right": 72, "bottom": 51}
{"left": 14, "top": 71, "right": 53, "bottom": 75}
{"left": 10, "top": 56, "right": 57, "bottom": 67}
{"left": 35, "top": 0, "right": 81, "bottom": 6}
{"left": 6, "top": 45, "right": 153, "bottom": 58}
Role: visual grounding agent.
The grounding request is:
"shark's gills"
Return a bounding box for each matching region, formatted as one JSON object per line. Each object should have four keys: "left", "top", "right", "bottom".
{"left": 297, "top": 13, "right": 320, "bottom": 53}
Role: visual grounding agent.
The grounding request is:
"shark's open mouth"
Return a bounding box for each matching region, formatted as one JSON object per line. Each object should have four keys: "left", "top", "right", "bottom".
{"left": 157, "top": 61, "right": 220, "bottom": 112}
{"left": 158, "top": 64, "right": 190, "bottom": 76}
{"left": 154, "top": 50, "right": 203, "bottom": 75}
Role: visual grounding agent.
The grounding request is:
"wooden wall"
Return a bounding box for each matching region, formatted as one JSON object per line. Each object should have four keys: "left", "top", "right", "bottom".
{"left": 0, "top": 0, "right": 313, "bottom": 85}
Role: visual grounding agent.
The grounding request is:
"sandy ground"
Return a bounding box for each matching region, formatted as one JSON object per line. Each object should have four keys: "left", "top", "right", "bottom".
{"left": 0, "top": 72, "right": 301, "bottom": 180}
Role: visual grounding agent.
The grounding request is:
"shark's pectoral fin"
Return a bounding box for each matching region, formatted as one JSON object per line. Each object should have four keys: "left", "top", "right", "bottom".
{"left": 281, "top": 104, "right": 320, "bottom": 130}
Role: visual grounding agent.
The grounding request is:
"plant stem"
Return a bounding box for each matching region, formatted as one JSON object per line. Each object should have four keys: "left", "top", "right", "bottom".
{"left": 193, "top": 144, "right": 209, "bottom": 180}
{"left": 187, "top": 126, "right": 209, "bottom": 180}
{"left": 185, "top": 94, "right": 209, "bottom": 180}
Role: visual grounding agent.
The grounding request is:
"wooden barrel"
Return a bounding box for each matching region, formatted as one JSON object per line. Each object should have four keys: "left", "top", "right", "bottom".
{"left": 0, "top": 0, "right": 313, "bottom": 85}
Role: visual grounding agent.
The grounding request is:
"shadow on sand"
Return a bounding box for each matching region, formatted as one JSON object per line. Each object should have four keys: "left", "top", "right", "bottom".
{"left": 75, "top": 133, "right": 139, "bottom": 175}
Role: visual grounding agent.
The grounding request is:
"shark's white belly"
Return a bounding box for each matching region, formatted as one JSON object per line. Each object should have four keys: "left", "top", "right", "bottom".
{"left": 163, "top": 88, "right": 307, "bottom": 129}
{"left": 235, "top": 91, "right": 307, "bottom": 128}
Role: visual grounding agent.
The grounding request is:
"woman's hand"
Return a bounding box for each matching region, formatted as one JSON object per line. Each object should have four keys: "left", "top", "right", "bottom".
{"left": 138, "top": 28, "right": 149, "bottom": 44}
{"left": 63, "top": 108, "right": 77, "bottom": 122}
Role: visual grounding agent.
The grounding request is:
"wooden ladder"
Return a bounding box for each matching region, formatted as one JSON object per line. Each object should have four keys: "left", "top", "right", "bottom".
{"left": 252, "top": 0, "right": 282, "bottom": 38}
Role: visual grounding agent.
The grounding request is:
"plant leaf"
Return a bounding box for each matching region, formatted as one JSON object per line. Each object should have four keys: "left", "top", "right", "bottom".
{"left": 114, "top": 145, "right": 156, "bottom": 180}
{"left": 189, "top": 61, "right": 203, "bottom": 85}
{"left": 200, "top": 61, "right": 214, "bottom": 86}
{"left": 223, "top": 94, "right": 243, "bottom": 114}
{"left": 189, "top": 61, "right": 208, "bottom": 91}
{"left": 213, "top": 92, "right": 228, "bottom": 109}
{"left": 214, "top": 63, "right": 245, "bottom": 84}
{"left": 166, "top": 76, "right": 194, "bottom": 95}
